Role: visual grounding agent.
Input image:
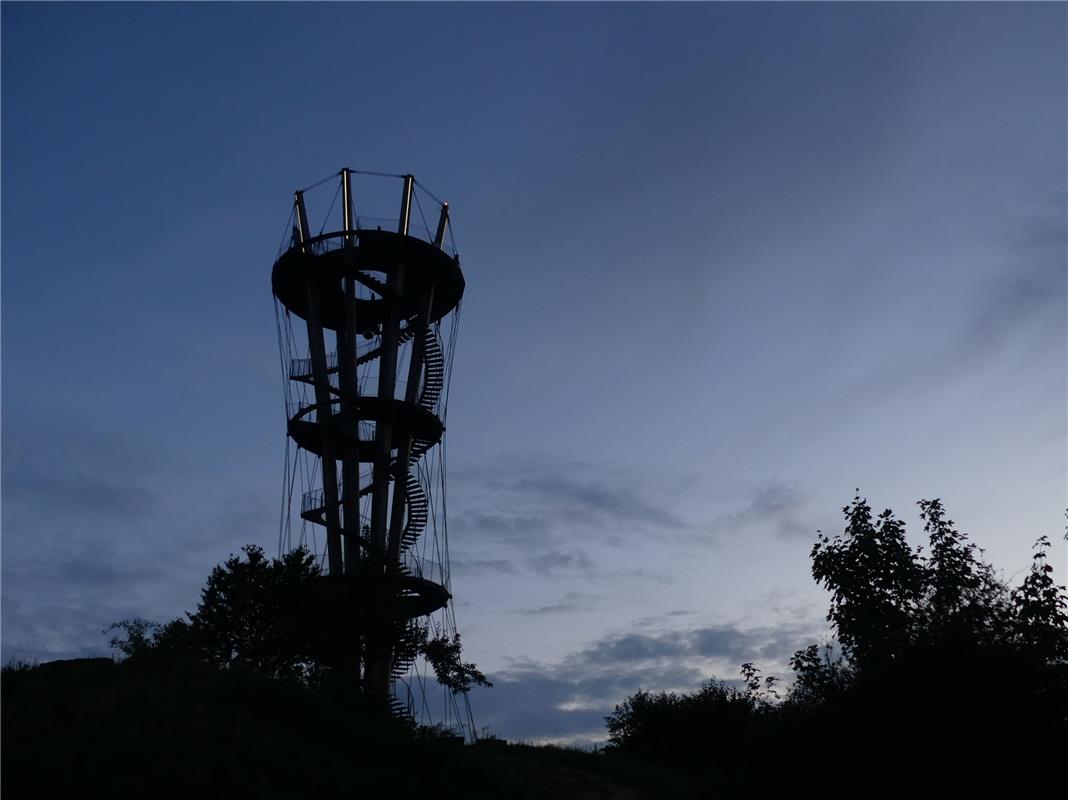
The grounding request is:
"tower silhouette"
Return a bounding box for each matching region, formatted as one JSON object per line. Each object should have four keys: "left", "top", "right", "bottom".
{"left": 272, "top": 169, "right": 471, "bottom": 730}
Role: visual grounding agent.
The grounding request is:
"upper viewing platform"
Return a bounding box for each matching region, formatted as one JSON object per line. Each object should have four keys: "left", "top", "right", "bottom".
{"left": 271, "top": 170, "right": 465, "bottom": 330}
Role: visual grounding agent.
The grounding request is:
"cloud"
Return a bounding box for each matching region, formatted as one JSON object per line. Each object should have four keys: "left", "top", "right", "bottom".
{"left": 708, "top": 482, "right": 812, "bottom": 540}
{"left": 522, "top": 549, "right": 595, "bottom": 576}
{"left": 452, "top": 457, "right": 691, "bottom": 548}
{"left": 449, "top": 457, "right": 699, "bottom": 585}
{"left": 4, "top": 472, "right": 154, "bottom": 518}
{"left": 630, "top": 608, "right": 701, "bottom": 629}
{"left": 450, "top": 558, "right": 518, "bottom": 576}
{"left": 621, "top": 567, "right": 675, "bottom": 585}
{"left": 579, "top": 632, "right": 689, "bottom": 663}
{"left": 1008, "top": 189, "right": 1067, "bottom": 253}
{"left": 508, "top": 474, "right": 688, "bottom": 532}
{"left": 471, "top": 659, "right": 710, "bottom": 742}
{"left": 470, "top": 616, "right": 825, "bottom": 743}
{"left": 569, "top": 622, "right": 810, "bottom": 669}
{"left": 0, "top": 416, "right": 280, "bottom": 666}
{"left": 515, "top": 592, "right": 599, "bottom": 616}
{"left": 845, "top": 189, "right": 1067, "bottom": 401}
{"left": 454, "top": 511, "right": 555, "bottom": 545}
{"left": 960, "top": 203, "right": 1066, "bottom": 358}
{"left": 0, "top": 547, "right": 181, "bottom": 666}
{"left": 1, "top": 424, "right": 161, "bottom": 520}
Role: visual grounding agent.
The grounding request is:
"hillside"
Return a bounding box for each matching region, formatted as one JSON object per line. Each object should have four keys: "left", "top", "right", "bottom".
{"left": 1, "top": 659, "right": 703, "bottom": 799}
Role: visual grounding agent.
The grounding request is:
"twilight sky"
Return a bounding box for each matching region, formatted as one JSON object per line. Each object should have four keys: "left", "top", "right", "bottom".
{"left": 2, "top": 3, "right": 1065, "bottom": 744}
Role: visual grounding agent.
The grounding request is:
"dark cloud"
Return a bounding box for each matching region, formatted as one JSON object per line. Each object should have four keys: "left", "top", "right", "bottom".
{"left": 2, "top": 424, "right": 160, "bottom": 519}
{"left": 4, "top": 472, "right": 153, "bottom": 518}
{"left": 690, "top": 627, "right": 760, "bottom": 660}
{"left": 509, "top": 475, "right": 687, "bottom": 532}
{"left": 453, "top": 511, "right": 555, "bottom": 544}
{"left": 451, "top": 457, "right": 691, "bottom": 552}
{"left": 571, "top": 622, "right": 810, "bottom": 669}
{"left": 471, "top": 617, "right": 824, "bottom": 743}
{"left": 470, "top": 660, "right": 709, "bottom": 742}
{"left": 0, "top": 417, "right": 279, "bottom": 666}
{"left": 469, "top": 673, "right": 612, "bottom": 741}
{"left": 579, "top": 632, "right": 689, "bottom": 664}
{"left": 449, "top": 457, "right": 700, "bottom": 587}
{"left": 0, "top": 548, "right": 186, "bottom": 666}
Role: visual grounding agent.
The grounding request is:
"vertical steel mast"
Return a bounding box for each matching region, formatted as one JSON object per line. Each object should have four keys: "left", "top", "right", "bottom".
{"left": 272, "top": 169, "right": 465, "bottom": 709}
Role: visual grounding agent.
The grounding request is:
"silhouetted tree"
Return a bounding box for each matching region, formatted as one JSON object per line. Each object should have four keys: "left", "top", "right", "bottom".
{"left": 1012, "top": 536, "right": 1068, "bottom": 661}
{"left": 785, "top": 643, "right": 849, "bottom": 708}
{"left": 108, "top": 545, "right": 488, "bottom": 696}
{"left": 810, "top": 494, "right": 924, "bottom": 668}
{"left": 106, "top": 617, "right": 159, "bottom": 659}
{"left": 413, "top": 627, "right": 492, "bottom": 693}
{"left": 917, "top": 498, "right": 1010, "bottom": 643}
{"left": 180, "top": 544, "right": 319, "bottom": 679}
{"left": 106, "top": 615, "right": 196, "bottom": 663}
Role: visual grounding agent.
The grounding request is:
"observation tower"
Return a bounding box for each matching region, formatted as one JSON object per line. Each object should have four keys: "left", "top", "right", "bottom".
{"left": 271, "top": 169, "right": 471, "bottom": 733}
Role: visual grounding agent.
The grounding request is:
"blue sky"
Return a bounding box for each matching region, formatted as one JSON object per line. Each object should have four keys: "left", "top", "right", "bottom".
{"left": 2, "top": 3, "right": 1065, "bottom": 743}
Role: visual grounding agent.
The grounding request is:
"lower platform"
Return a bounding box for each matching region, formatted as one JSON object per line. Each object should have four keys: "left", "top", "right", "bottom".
{"left": 288, "top": 396, "right": 443, "bottom": 460}
{"left": 298, "top": 572, "right": 450, "bottom": 666}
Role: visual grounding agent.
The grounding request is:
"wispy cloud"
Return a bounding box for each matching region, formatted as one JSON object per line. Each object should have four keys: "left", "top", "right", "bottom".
{"left": 448, "top": 457, "right": 702, "bottom": 585}
{"left": 451, "top": 558, "right": 519, "bottom": 576}
{"left": 522, "top": 549, "right": 595, "bottom": 577}
{"left": 845, "top": 188, "right": 1067, "bottom": 402}
{"left": 452, "top": 457, "right": 691, "bottom": 551}
{"left": 707, "top": 482, "right": 813, "bottom": 540}
{"left": 515, "top": 592, "right": 600, "bottom": 616}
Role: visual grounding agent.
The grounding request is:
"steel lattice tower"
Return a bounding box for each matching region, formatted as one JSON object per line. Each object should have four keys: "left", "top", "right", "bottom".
{"left": 271, "top": 169, "right": 468, "bottom": 722}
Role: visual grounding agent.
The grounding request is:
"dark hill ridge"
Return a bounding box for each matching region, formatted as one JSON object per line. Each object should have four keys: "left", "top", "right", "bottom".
{"left": 1, "top": 659, "right": 702, "bottom": 799}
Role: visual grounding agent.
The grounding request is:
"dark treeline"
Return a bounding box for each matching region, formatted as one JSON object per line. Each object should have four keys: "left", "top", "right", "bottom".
{"left": 604, "top": 497, "right": 1068, "bottom": 797}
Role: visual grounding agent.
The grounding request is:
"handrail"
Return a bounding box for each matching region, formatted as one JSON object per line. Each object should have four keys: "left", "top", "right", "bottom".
{"left": 400, "top": 553, "right": 449, "bottom": 586}
{"left": 287, "top": 227, "right": 457, "bottom": 258}
{"left": 289, "top": 351, "right": 339, "bottom": 378}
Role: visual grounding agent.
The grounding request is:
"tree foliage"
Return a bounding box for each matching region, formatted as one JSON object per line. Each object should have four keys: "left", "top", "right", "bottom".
{"left": 605, "top": 675, "right": 766, "bottom": 768}
{"left": 107, "top": 545, "right": 488, "bottom": 697}
{"left": 1012, "top": 535, "right": 1068, "bottom": 661}
{"left": 810, "top": 495, "right": 925, "bottom": 666}
{"left": 412, "top": 627, "right": 492, "bottom": 694}
{"left": 190, "top": 545, "right": 320, "bottom": 680}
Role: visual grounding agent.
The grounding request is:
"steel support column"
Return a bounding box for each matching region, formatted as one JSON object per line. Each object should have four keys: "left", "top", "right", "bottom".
{"left": 295, "top": 191, "right": 343, "bottom": 575}
{"left": 338, "top": 168, "right": 361, "bottom": 576}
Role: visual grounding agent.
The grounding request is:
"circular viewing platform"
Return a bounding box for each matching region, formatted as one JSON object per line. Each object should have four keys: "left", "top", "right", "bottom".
{"left": 271, "top": 228, "right": 465, "bottom": 331}
{"left": 284, "top": 395, "right": 442, "bottom": 459}
{"left": 286, "top": 397, "right": 444, "bottom": 461}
